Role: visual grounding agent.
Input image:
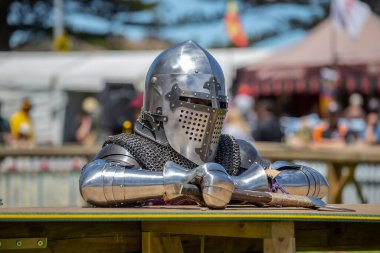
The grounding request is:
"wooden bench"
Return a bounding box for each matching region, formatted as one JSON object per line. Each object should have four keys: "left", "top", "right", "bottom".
{"left": 0, "top": 205, "right": 379, "bottom": 252}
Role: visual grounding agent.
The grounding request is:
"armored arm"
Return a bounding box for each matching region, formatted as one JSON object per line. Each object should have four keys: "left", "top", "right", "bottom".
{"left": 234, "top": 139, "right": 329, "bottom": 199}
{"left": 80, "top": 144, "right": 233, "bottom": 208}
{"left": 79, "top": 143, "right": 155, "bottom": 206}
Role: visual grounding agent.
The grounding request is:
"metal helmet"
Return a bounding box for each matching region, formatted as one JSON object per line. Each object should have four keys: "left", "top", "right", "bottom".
{"left": 135, "top": 40, "right": 228, "bottom": 165}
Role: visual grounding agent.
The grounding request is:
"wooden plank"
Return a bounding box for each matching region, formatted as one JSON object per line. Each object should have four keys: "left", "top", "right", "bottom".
{"left": 161, "top": 236, "right": 184, "bottom": 253}
{"left": 1, "top": 218, "right": 380, "bottom": 252}
{"left": 142, "top": 232, "right": 151, "bottom": 253}
{"left": 0, "top": 145, "right": 100, "bottom": 157}
{"left": 2, "top": 142, "right": 380, "bottom": 162}
{"left": 142, "top": 221, "right": 272, "bottom": 238}
{"left": 263, "top": 221, "right": 295, "bottom": 253}
{"left": 256, "top": 142, "right": 380, "bottom": 163}
{"left": 142, "top": 232, "right": 165, "bottom": 253}
{"left": 295, "top": 221, "right": 380, "bottom": 251}
{"left": 1, "top": 206, "right": 380, "bottom": 222}
{"left": 0, "top": 221, "right": 141, "bottom": 253}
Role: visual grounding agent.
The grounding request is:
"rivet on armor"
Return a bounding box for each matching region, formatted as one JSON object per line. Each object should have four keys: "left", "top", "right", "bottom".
{"left": 151, "top": 76, "right": 157, "bottom": 84}
{"left": 37, "top": 241, "right": 44, "bottom": 247}
{"left": 206, "top": 95, "right": 209, "bottom": 98}
{"left": 195, "top": 69, "right": 199, "bottom": 73}
{"left": 168, "top": 94, "right": 171, "bottom": 97}
{"left": 212, "top": 96, "right": 214, "bottom": 99}
{"left": 194, "top": 93, "right": 197, "bottom": 96}
{"left": 180, "top": 102, "right": 183, "bottom": 105}
{"left": 193, "top": 105, "right": 196, "bottom": 108}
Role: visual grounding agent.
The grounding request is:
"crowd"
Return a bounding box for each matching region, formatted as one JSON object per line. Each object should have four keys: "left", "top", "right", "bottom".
{"left": 223, "top": 90, "right": 380, "bottom": 147}
{"left": 1, "top": 91, "right": 380, "bottom": 148}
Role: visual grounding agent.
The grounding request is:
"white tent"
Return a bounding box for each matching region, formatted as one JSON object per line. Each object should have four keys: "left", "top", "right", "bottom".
{"left": 0, "top": 48, "right": 271, "bottom": 92}
{"left": 0, "top": 47, "right": 271, "bottom": 144}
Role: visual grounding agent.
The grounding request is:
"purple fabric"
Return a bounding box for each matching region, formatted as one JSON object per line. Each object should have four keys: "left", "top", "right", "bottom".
{"left": 271, "top": 178, "right": 289, "bottom": 194}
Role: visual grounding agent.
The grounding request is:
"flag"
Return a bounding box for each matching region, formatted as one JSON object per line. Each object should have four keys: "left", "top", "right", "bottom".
{"left": 331, "top": 0, "right": 370, "bottom": 38}
{"left": 224, "top": 0, "right": 248, "bottom": 47}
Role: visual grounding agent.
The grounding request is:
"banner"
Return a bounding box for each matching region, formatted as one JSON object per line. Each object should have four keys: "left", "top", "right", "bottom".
{"left": 331, "top": 0, "right": 370, "bottom": 38}
{"left": 225, "top": 0, "right": 248, "bottom": 47}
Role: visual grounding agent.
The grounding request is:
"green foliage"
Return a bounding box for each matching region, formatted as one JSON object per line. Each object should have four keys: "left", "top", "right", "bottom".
{"left": 0, "top": 0, "right": 158, "bottom": 50}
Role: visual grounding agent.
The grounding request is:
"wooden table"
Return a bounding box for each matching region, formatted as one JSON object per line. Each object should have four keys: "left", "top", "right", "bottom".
{"left": 0, "top": 205, "right": 379, "bottom": 253}
{"left": 2, "top": 143, "right": 380, "bottom": 204}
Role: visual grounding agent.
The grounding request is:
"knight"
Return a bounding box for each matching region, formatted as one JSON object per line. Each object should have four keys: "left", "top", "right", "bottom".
{"left": 79, "top": 40, "right": 328, "bottom": 209}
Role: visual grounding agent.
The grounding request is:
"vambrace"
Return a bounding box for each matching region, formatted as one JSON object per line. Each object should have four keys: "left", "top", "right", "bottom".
{"left": 267, "top": 161, "right": 329, "bottom": 199}
{"left": 79, "top": 159, "right": 165, "bottom": 206}
{"left": 79, "top": 160, "right": 234, "bottom": 208}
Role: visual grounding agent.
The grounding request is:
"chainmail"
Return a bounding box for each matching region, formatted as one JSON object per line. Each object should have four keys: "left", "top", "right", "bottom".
{"left": 215, "top": 134, "right": 241, "bottom": 176}
{"left": 103, "top": 133, "right": 241, "bottom": 175}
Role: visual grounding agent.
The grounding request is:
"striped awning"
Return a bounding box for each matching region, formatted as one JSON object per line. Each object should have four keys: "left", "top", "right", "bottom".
{"left": 236, "top": 69, "right": 380, "bottom": 97}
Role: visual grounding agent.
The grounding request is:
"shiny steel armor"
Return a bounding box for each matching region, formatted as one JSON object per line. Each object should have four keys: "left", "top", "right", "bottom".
{"left": 135, "top": 40, "right": 228, "bottom": 165}
{"left": 80, "top": 158, "right": 262, "bottom": 209}
{"left": 79, "top": 40, "right": 329, "bottom": 209}
{"left": 269, "top": 161, "right": 329, "bottom": 199}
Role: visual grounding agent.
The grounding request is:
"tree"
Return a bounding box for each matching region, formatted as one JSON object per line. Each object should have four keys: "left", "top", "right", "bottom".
{"left": 0, "top": 0, "right": 157, "bottom": 51}
{"left": 2, "top": 0, "right": 378, "bottom": 51}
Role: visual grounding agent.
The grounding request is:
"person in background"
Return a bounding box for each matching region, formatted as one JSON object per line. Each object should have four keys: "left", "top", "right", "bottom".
{"left": 364, "top": 98, "right": 380, "bottom": 145}
{"left": 0, "top": 101, "right": 11, "bottom": 144}
{"left": 122, "top": 92, "right": 144, "bottom": 134}
{"left": 252, "top": 100, "right": 283, "bottom": 142}
{"left": 234, "top": 85, "right": 257, "bottom": 134}
{"left": 312, "top": 102, "right": 348, "bottom": 147}
{"left": 344, "top": 93, "right": 366, "bottom": 143}
{"left": 222, "top": 107, "right": 253, "bottom": 141}
{"left": 10, "top": 98, "right": 35, "bottom": 144}
{"left": 75, "top": 97, "right": 103, "bottom": 146}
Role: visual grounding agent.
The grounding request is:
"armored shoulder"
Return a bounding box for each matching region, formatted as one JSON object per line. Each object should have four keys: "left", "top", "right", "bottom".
{"left": 235, "top": 139, "right": 270, "bottom": 170}
{"left": 94, "top": 143, "right": 141, "bottom": 168}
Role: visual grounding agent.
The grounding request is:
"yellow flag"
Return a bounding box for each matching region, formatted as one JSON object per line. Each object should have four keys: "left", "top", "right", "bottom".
{"left": 53, "top": 32, "right": 72, "bottom": 52}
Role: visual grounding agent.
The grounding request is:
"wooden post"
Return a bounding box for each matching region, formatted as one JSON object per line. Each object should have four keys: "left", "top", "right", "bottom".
{"left": 142, "top": 232, "right": 165, "bottom": 253}
{"left": 263, "top": 221, "right": 295, "bottom": 253}
{"left": 161, "top": 236, "right": 184, "bottom": 253}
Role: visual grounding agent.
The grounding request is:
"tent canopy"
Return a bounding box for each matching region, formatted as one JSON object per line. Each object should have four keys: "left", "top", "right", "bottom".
{"left": 0, "top": 48, "right": 271, "bottom": 92}
{"left": 237, "top": 13, "right": 380, "bottom": 96}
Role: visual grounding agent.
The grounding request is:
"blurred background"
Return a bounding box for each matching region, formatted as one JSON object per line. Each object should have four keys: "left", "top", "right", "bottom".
{"left": 1, "top": 0, "right": 380, "bottom": 208}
